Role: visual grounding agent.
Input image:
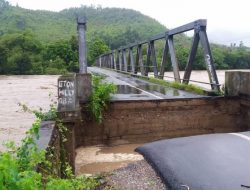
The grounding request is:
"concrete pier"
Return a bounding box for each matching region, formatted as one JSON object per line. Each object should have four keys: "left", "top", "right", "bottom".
{"left": 225, "top": 70, "right": 250, "bottom": 97}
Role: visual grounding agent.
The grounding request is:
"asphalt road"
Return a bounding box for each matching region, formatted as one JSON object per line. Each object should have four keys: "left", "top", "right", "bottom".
{"left": 88, "top": 67, "right": 205, "bottom": 101}
{"left": 136, "top": 132, "right": 250, "bottom": 190}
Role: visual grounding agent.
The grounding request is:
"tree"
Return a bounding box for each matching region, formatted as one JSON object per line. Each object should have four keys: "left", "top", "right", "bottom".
{"left": 0, "top": 0, "right": 9, "bottom": 10}
{"left": 88, "top": 38, "right": 110, "bottom": 65}
{"left": 0, "top": 31, "right": 42, "bottom": 74}
{"left": 0, "top": 44, "right": 8, "bottom": 73}
{"left": 43, "top": 38, "right": 78, "bottom": 72}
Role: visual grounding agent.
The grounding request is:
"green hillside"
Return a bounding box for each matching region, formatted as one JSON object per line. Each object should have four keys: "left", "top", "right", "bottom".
{"left": 0, "top": 1, "right": 166, "bottom": 48}
{"left": 0, "top": 0, "right": 249, "bottom": 75}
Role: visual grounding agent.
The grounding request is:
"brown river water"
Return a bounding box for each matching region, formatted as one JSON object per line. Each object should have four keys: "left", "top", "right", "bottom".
{"left": 0, "top": 75, "right": 58, "bottom": 150}
{"left": 0, "top": 70, "right": 246, "bottom": 174}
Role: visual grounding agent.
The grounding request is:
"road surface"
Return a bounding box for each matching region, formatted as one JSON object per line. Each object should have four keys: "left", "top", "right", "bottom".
{"left": 88, "top": 67, "right": 206, "bottom": 101}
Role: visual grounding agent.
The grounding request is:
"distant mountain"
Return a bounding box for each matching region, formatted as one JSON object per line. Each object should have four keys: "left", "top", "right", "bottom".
{"left": 0, "top": 1, "right": 167, "bottom": 48}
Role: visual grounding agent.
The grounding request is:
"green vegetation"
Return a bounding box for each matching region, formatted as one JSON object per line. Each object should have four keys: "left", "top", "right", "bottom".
{"left": 0, "top": 0, "right": 249, "bottom": 75}
{"left": 88, "top": 75, "right": 117, "bottom": 123}
{"left": 0, "top": 102, "right": 99, "bottom": 189}
{"left": 147, "top": 77, "right": 205, "bottom": 95}
{"left": 0, "top": 0, "right": 166, "bottom": 46}
{"left": 0, "top": 31, "right": 76, "bottom": 74}
{"left": 0, "top": 0, "right": 167, "bottom": 75}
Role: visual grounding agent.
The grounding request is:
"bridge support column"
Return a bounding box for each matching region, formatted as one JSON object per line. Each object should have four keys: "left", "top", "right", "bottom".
{"left": 225, "top": 71, "right": 250, "bottom": 130}
{"left": 77, "top": 17, "right": 87, "bottom": 74}
{"left": 225, "top": 71, "right": 250, "bottom": 97}
{"left": 57, "top": 73, "right": 91, "bottom": 174}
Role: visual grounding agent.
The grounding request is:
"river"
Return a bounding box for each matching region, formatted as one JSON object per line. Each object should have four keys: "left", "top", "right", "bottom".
{"left": 0, "top": 75, "right": 58, "bottom": 150}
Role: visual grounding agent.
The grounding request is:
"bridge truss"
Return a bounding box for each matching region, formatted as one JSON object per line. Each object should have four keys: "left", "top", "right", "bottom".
{"left": 96, "top": 19, "right": 220, "bottom": 91}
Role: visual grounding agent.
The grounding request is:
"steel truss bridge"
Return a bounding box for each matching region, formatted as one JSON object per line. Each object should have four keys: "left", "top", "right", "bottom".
{"left": 96, "top": 19, "right": 220, "bottom": 91}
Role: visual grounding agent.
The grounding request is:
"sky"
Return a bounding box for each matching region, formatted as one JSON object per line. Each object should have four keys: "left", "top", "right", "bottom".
{"left": 7, "top": 0, "right": 250, "bottom": 46}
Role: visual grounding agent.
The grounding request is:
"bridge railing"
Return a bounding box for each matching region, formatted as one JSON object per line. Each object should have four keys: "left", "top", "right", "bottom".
{"left": 96, "top": 19, "right": 220, "bottom": 91}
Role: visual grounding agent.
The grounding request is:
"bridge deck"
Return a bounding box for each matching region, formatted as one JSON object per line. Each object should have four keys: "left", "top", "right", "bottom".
{"left": 88, "top": 67, "right": 207, "bottom": 101}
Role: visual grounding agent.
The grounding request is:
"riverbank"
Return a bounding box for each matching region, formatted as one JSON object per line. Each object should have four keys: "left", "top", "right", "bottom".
{"left": 101, "top": 160, "right": 167, "bottom": 190}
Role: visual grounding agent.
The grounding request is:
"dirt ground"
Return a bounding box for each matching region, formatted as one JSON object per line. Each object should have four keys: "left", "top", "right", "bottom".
{"left": 75, "top": 144, "right": 167, "bottom": 189}
{"left": 100, "top": 160, "right": 167, "bottom": 190}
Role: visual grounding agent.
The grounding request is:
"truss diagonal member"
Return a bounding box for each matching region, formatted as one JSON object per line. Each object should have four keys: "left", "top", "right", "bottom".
{"left": 183, "top": 32, "right": 200, "bottom": 84}
{"left": 199, "top": 27, "right": 220, "bottom": 91}
{"left": 145, "top": 42, "right": 151, "bottom": 76}
{"left": 129, "top": 47, "right": 135, "bottom": 74}
{"left": 168, "top": 36, "right": 181, "bottom": 82}
{"left": 159, "top": 34, "right": 169, "bottom": 79}
{"left": 150, "top": 41, "right": 159, "bottom": 78}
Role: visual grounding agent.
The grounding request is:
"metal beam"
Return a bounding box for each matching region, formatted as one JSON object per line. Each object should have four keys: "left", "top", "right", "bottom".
{"left": 127, "top": 49, "right": 131, "bottom": 72}
{"left": 115, "top": 51, "right": 119, "bottom": 70}
{"left": 168, "top": 36, "right": 181, "bottom": 82}
{"left": 135, "top": 46, "right": 140, "bottom": 74}
{"left": 98, "top": 56, "right": 101, "bottom": 67}
{"left": 95, "top": 19, "right": 221, "bottom": 92}
{"left": 118, "top": 50, "right": 122, "bottom": 71}
{"left": 113, "top": 51, "right": 116, "bottom": 70}
{"left": 137, "top": 44, "right": 145, "bottom": 76}
{"left": 111, "top": 53, "right": 114, "bottom": 69}
{"left": 145, "top": 42, "right": 151, "bottom": 76}
{"left": 183, "top": 32, "right": 200, "bottom": 84}
{"left": 159, "top": 39, "right": 169, "bottom": 79}
{"left": 129, "top": 47, "right": 135, "bottom": 74}
{"left": 168, "top": 19, "right": 207, "bottom": 36}
{"left": 199, "top": 28, "right": 220, "bottom": 91}
{"left": 150, "top": 41, "right": 158, "bottom": 77}
{"left": 99, "top": 20, "right": 207, "bottom": 57}
{"left": 122, "top": 49, "right": 128, "bottom": 72}
{"left": 148, "top": 32, "right": 166, "bottom": 42}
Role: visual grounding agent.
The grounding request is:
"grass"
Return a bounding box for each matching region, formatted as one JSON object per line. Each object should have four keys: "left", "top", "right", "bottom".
{"left": 145, "top": 77, "right": 205, "bottom": 95}
{"left": 103, "top": 67, "right": 222, "bottom": 96}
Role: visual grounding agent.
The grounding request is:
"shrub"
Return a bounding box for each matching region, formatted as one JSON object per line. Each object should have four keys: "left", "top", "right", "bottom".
{"left": 88, "top": 75, "right": 117, "bottom": 123}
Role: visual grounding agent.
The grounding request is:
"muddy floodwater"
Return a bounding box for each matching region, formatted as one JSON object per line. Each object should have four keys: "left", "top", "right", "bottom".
{"left": 75, "top": 144, "right": 143, "bottom": 175}
{"left": 0, "top": 75, "right": 58, "bottom": 150}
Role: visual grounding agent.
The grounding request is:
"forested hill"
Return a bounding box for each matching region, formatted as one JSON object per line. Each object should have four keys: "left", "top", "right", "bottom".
{"left": 0, "top": 0, "right": 249, "bottom": 75}
{"left": 0, "top": 1, "right": 166, "bottom": 48}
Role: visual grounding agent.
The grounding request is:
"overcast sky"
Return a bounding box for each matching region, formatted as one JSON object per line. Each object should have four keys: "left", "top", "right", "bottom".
{"left": 8, "top": 0, "right": 250, "bottom": 46}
